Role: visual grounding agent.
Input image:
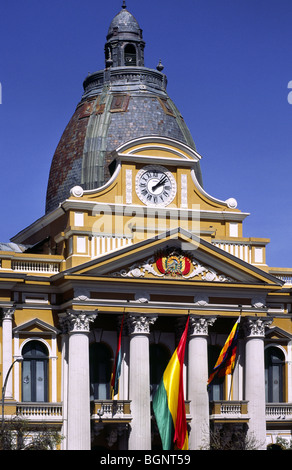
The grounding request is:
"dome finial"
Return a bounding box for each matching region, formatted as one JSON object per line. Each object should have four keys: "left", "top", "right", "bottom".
{"left": 122, "top": 1, "right": 127, "bottom": 9}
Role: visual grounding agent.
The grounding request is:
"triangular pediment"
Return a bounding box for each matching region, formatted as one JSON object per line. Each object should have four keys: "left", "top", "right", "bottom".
{"left": 13, "top": 318, "right": 60, "bottom": 335}
{"left": 265, "top": 326, "right": 292, "bottom": 341}
{"left": 65, "top": 228, "right": 282, "bottom": 287}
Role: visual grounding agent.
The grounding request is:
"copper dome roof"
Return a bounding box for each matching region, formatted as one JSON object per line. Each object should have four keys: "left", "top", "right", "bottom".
{"left": 45, "top": 5, "right": 202, "bottom": 214}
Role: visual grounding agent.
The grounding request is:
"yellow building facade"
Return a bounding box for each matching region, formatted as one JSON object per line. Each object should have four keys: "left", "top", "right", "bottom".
{"left": 0, "top": 4, "right": 291, "bottom": 451}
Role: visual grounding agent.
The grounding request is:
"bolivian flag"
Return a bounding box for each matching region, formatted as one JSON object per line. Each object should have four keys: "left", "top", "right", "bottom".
{"left": 111, "top": 314, "right": 124, "bottom": 398}
{"left": 207, "top": 317, "right": 240, "bottom": 386}
{"left": 153, "top": 316, "right": 189, "bottom": 450}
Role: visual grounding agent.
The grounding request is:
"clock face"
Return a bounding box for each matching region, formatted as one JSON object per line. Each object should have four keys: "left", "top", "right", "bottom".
{"left": 135, "top": 165, "right": 176, "bottom": 206}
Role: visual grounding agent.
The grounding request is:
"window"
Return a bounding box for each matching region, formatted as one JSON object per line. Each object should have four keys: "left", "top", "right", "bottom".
{"left": 265, "top": 346, "right": 285, "bottom": 403}
{"left": 150, "top": 343, "right": 171, "bottom": 399}
{"left": 89, "top": 343, "right": 113, "bottom": 400}
{"left": 124, "top": 44, "right": 136, "bottom": 66}
{"left": 22, "top": 341, "right": 49, "bottom": 402}
{"left": 208, "top": 345, "right": 224, "bottom": 401}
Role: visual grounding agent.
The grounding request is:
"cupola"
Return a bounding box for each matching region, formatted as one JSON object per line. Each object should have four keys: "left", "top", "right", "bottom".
{"left": 105, "top": 1, "right": 145, "bottom": 67}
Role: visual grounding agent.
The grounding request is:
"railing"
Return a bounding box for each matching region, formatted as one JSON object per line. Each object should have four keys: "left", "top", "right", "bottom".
{"left": 91, "top": 400, "right": 132, "bottom": 422}
{"left": 266, "top": 403, "right": 292, "bottom": 421}
{"left": 273, "top": 274, "right": 292, "bottom": 285}
{"left": 212, "top": 242, "right": 252, "bottom": 263}
{"left": 11, "top": 261, "right": 60, "bottom": 273}
{"left": 268, "top": 268, "right": 292, "bottom": 285}
{"left": 16, "top": 403, "right": 63, "bottom": 421}
{"left": 93, "top": 235, "right": 132, "bottom": 257}
{"left": 210, "top": 401, "right": 249, "bottom": 421}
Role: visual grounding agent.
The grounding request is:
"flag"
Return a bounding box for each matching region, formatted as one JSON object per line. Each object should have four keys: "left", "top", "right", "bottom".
{"left": 207, "top": 317, "right": 240, "bottom": 387}
{"left": 111, "top": 314, "right": 124, "bottom": 398}
{"left": 153, "top": 316, "right": 189, "bottom": 450}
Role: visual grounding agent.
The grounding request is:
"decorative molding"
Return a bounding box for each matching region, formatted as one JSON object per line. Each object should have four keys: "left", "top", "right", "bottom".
{"left": 181, "top": 174, "right": 188, "bottom": 208}
{"left": 189, "top": 316, "right": 216, "bottom": 336}
{"left": 112, "top": 248, "right": 235, "bottom": 283}
{"left": 251, "top": 296, "right": 266, "bottom": 309}
{"left": 2, "top": 307, "right": 15, "bottom": 321}
{"left": 127, "top": 315, "right": 157, "bottom": 335}
{"left": 74, "top": 288, "right": 90, "bottom": 301}
{"left": 134, "top": 291, "right": 150, "bottom": 303}
{"left": 125, "top": 169, "right": 132, "bottom": 204}
{"left": 70, "top": 186, "right": 84, "bottom": 198}
{"left": 113, "top": 257, "right": 163, "bottom": 278}
{"left": 244, "top": 318, "right": 272, "bottom": 338}
{"left": 193, "top": 294, "right": 209, "bottom": 306}
{"left": 225, "top": 197, "right": 238, "bottom": 209}
{"left": 59, "top": 310, "right": 97, "bottom": 334}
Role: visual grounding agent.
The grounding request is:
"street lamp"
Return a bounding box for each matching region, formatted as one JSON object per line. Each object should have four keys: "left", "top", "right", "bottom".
{"left": 1, "top": 358, "right": 23, "bottom": 431}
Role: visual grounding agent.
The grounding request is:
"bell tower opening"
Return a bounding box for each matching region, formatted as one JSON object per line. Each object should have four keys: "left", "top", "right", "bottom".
{"left": 124, "top": 44, "right": 137, "bottom": 66}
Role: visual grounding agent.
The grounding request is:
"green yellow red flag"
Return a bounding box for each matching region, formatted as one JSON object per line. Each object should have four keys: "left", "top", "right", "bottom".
{"left": 153, "top": 316, "right": 189, "bottom": 450}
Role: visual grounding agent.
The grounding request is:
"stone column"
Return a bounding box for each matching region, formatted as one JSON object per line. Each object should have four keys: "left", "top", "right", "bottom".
{"left": 244, "top": 317, "right": 271, "bottom": 450}
{"left": 65, "top": 310, "right": 97, "bottom": 450}
{"left": 188, "top": 316, "right": 216, "bottom": 450}
{"left": 127, "top": 314, "right": 157, "bottom": 450}
{"left": 2, "top": 308, "right": 14, "bottom": 398}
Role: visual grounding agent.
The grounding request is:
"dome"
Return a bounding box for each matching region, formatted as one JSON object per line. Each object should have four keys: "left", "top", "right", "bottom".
{"left": 45, "top": 6, "right": 203, "bottom": 214}
{"left": 107, "top": 5, "right": 141, "bottom": 39}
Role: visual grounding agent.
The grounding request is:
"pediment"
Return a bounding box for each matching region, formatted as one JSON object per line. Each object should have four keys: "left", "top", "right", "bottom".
{"left": 13, "top": 318, "right": 60, "bottom": 335}
{"left": 66, "top": 228, "right": 282, "bottom": 287}
{"left": 265, "top": 326, "right": 292, "bottom": 341}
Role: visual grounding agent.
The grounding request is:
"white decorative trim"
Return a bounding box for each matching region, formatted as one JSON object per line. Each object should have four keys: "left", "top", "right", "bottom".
{"left": 70, "top": 186, "right": 84, "bottom": 197}
{"left": 125, "top": 169, "right": 132, "bottom": 204}
{"left": 134, "top": 291, "right": 150, "bottom": 303}
{"left": 181, "top": 174, "right": 188, "bottom": 208}
{"left": 226, "top": 198, "right": 238, "bottom": 209}
{"left": 113, "top": 255, "right": 234, "bottom": 282}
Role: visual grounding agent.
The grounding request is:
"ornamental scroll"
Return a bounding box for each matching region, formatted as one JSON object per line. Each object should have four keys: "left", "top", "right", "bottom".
{"left": 112, "top": 248, "right": 234, "bottom": 282}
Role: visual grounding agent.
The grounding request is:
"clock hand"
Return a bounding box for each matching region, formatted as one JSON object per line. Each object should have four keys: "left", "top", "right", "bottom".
{"left": 152, "top": 175, "right": 167, "bottom": 191}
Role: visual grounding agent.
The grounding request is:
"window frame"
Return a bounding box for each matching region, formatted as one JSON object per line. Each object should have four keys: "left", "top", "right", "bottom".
{"left": 21, "top": 340, "right": 49, "bottom": 403}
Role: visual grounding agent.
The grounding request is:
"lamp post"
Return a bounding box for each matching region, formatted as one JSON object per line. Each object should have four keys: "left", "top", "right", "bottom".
{"left": 1, "top": 358, "right": 23, "bottom": 431}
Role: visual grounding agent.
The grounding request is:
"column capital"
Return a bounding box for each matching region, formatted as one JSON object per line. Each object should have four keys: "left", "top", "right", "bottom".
{"left": 127, "top": 314, "right": 157, "bottom": 335}
{"left": 59, "top": 310, "right": 98, "bottom": 334}
{"left": 188, "top": 316, "right": 216, "bottom": 337}
{"left": 244, "top": 317, "right": 272, "bottom": 338}
{"left": 2, "top": 307, "right": 15, "bottom": 321}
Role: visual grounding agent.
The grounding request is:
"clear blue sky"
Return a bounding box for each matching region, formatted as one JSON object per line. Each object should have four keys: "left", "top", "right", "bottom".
{"left": 1, "top": 0, "right": 292, "bottom": 268}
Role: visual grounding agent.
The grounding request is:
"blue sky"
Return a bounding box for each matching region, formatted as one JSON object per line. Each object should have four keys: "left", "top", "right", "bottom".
{"left": 1, "top": 0, "right": 292, "bottom": 268}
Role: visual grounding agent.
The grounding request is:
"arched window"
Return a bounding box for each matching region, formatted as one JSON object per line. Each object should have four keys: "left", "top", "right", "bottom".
{"left": 89, "top": 343, "right": 113, "bottom": 400}
{"left": 265, "top": 346, "right": 285, "bottom": 403}
{"left": 150, "top": 343, "right": 171, "bottom": 399}
{"left": 124, "top": 44, "right": 137, "bottom": 66}
{"left": 208, "top": 345, "right": 224, "bottom": 401}
{"left": 22, "top": 340, "right": 49, "bottom": 402}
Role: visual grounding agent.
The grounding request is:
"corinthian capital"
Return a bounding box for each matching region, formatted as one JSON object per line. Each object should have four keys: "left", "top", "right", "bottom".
{"left": 2, "top": 307, "right": 15, "bottom": 321}
{"left": 244, "top": 317, "right": 272, "bottom": 338}
{"left": 189, "top": 316, "right": 216, "bottom": 336}
{"left": 127, "top": 315, "right": 157, "bottom": 335}
{"left": 59, "top": 310, "right": 98, "bottom": 334}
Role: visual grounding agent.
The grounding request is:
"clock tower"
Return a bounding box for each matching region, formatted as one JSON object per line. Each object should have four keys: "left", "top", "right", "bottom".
{"left": 45, "top": 2, "right": 203, "bottom": 215}
{"left": 1, "top": 2, "right": 291, "bottom": 453}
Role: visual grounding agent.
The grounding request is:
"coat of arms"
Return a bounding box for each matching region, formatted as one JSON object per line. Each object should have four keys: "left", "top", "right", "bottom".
{"left": 156, "top": 249, "right": 191, "bottom": 277}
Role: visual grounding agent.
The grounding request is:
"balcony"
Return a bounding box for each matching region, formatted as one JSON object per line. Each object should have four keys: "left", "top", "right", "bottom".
{"left": 210, "top": 401, "right": 249, "bottom": 423}
{"left": 265, "top": 403, "right": 292, "bottom": 422}
{"left": 16, "top": 403, "right": 63, "bottom": 423}
{"left": 91, "top": 400, "right": 132, "bottom": 423}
